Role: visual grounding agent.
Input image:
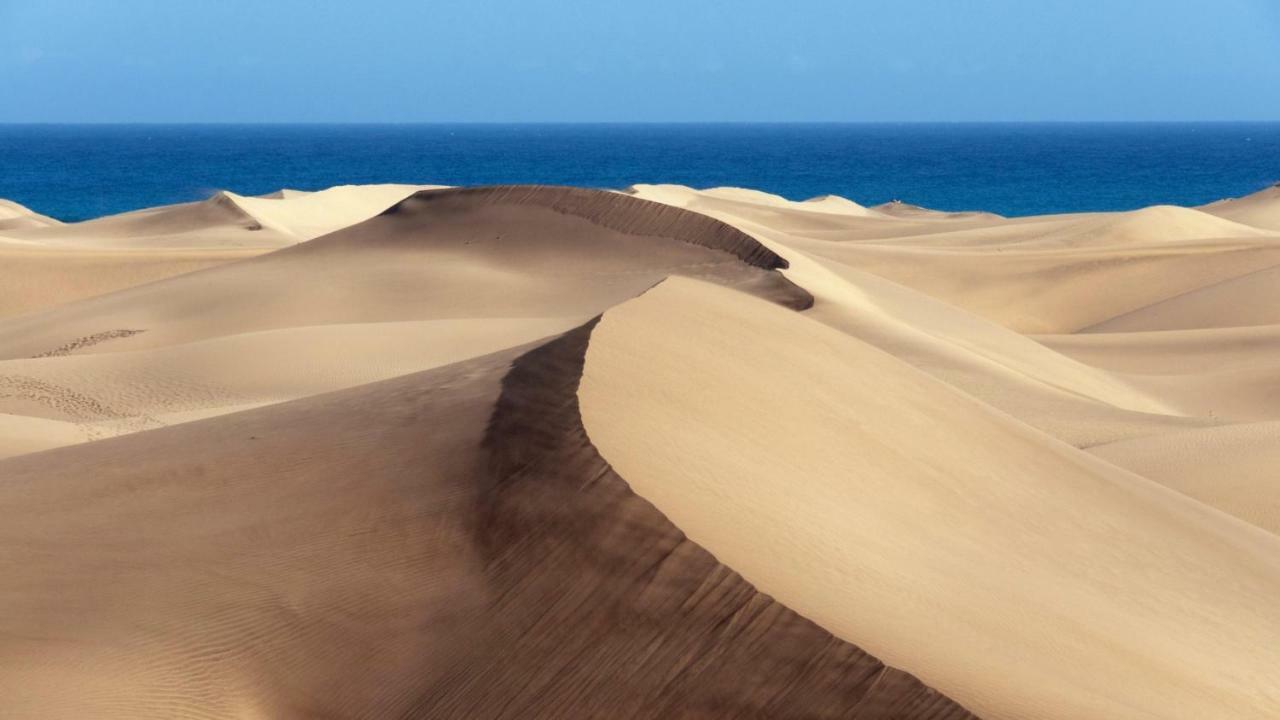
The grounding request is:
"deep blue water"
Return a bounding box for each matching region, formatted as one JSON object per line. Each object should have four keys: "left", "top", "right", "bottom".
{"left": 2, "top": 123, "right": 1278, "bottom": 222}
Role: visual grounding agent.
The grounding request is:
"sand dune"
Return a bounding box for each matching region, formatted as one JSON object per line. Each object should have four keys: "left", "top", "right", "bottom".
{"left": 4, "top": 182, "right": 1280, "bottom": 718}
{"left": 1082, "top": 261, "right": 1280, "bottom": 332}
{"left": 0, "top": 198, "right": 61, "bottom": 232}
{"left": 4, "top": 192, "right": 293, "bottom": 249}
{"left": 0, "top": 245, "right": 261, "bottom": 320}
{"left": 580, "top": 277, "right": 1280, "bottom": 720}
{"left": 870, "top": 199, "right": 1001, "bottom": 220}
{"left": 0, "top": 412, "right": 84, "bottom": 457}
{"left": 0, "top": 318, "right": 576, "bottom": 457}
{"left": 0, "top": 185, "right": 430, "bottom": 319}
{"left": 219, "top": 183, "right": 437, "bottom": 240}
{"left": 746, "top": 221, "right": 1208, "bottom": 447}
{"left": 0, "top": 186, "right": 805, "bottom": 362}
{"left": 1028, "top": 204, "right": 1268, "bottom": 247}
{"left": 632, "top": 186, "right": 1280, "bottom": 333}
{"left": 1202, "top": 183, "right": 1280, "bottom": 230}
{"left": 1037, "top": 324, "right": 1280, "bottom": 373}
{"left": 1, "top": 184, "right": 434, "bottom": 250}
{"left": 0, "top": 328, "right": 977, "bottom": 719}
{"left": 1090, "top": 421, "right": 1280, "bottom": 535}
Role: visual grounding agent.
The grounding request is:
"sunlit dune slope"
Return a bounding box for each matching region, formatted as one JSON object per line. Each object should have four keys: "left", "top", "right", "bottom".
{"left": 218, "top": 183, "right": 436, "bottom": 240}
{"left": 1, "top": 184, "right": 434, "bottom": 250}
{"left": 635, "top": 186, "right": 1280, "bottom": 333}
{"left": 1202, "top": 183, "right": 1280, "bottom": 231}
{"left": 0, "top": 198, "right": 61, "bottom": 232}
{"left": 580, "top": 277, "right": 1280, "bottom": 720}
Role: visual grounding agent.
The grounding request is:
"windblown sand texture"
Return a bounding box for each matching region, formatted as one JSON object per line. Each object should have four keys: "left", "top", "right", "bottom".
{"left": 3, "top": 181, "right": 1280, "bottom": 719}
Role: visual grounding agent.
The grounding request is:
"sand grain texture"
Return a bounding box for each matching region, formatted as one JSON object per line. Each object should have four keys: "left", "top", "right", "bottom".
{"left": 4, "top": 182, "right": 1280, "bottom": 718}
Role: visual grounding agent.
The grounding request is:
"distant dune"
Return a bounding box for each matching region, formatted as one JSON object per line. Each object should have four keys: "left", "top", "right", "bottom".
{"left": 0, "top": 198, "right": 61, "bottom": 231}
{"left": 3, "top": 182, "right": 1280, "bottom": 718}
{"left": 0, "top": 184, "right": 435, "bottom": 320}
{"left": 1202, "top": 183, "right": 1280, "bottom": 230}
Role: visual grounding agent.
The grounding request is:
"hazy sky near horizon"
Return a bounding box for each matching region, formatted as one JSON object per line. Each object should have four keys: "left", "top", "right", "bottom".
{"left": 2, "top": 0, "right": 1278, "bottom": 122}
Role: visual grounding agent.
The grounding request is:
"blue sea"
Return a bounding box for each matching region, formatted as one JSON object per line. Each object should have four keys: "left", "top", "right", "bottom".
{"left": 2, "top": 123, "right": 1278, "bottom": 222}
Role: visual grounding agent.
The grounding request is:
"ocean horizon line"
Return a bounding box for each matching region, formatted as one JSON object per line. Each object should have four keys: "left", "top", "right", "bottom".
{"left": 4, "top": 120, "right": 1280, "bottom": 127}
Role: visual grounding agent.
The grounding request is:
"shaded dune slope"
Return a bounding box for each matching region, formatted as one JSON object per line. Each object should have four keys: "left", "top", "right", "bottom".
{"left": 0, "top": 318, "right": 974, "bottom": 719}
{"left": 423, "top": 320, "right": 971, "bottom": 718}
{"left": 0, "top": 245, "right": 260, "bottom": 321}
{"left": 0, "top": 317, "right": 575, "bottom": 454}
{"left": 0, "top": 185, "right": 809, "bottom": 360}
{"left": 0, "top": 185, "right": 810, "bottom": 464}
{"left": 390, "top": 185, "right": 795, "bottom": 269}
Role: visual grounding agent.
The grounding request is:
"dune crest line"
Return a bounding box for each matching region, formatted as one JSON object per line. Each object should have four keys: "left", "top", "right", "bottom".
{"left": 4, "top": 180, "right": 1280, "bottom": 717}
{"left": 385, "top": 184, "right": 796, "bottom": 271}
{"left": 435, "top": 316, "right": 980, "bottom": 719}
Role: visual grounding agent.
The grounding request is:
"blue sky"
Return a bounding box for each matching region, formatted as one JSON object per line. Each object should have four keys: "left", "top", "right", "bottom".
{"left": 1, "top": 0, "right": 1277, "bottom": 122}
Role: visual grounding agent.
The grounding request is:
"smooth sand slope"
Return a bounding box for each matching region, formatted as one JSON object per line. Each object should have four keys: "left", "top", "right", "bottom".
{"left": 4, "top": 182, "right": 1280, "bottom": 718}
{"left": 2, "top": 192, "right": 292, "bottom": 249}
{"left": 2, "top": 183, "right": 432, "bottom": 249}
{"left": 580, "top": 278, "right": 1280, "bottom": 720}
{"left": 1203, "top": 183, "right": 1280, "bottom": 230}
{"left": 219, "top": 183, "right": 441, "bottom": 239}
{"left": 631, "top": 184, "right": 1280, "bottom": 333}
{"left": 0, "top": 186, "right": 806, "bottom": 457}
{"left": 0, "top": 245, "right": 261, "bottom": 320}
{"left": 0, "top": 192, "right": 271, "bottom": 322}
{"left": 0, "top": 198, "right": 60, "bottom": 231}
{"left": 0, "top": 185, "right": 432, "bottom": 319}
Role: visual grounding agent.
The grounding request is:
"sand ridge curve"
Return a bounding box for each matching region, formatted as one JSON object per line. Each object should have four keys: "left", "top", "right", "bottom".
{"left": 4, "top": 181, "right": 1280, "bottom": 718}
